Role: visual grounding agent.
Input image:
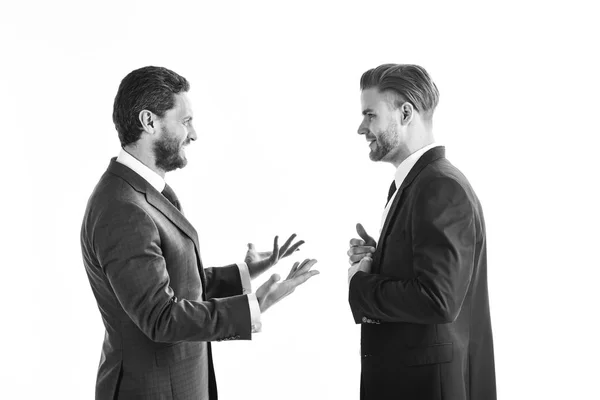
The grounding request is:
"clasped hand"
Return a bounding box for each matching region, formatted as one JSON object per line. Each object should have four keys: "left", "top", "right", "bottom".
{"left": 347, "top": 223, "right": 376, "bottom": 283}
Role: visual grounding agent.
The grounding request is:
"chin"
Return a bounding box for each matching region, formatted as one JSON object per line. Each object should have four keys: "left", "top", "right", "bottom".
{"left": 369, "top": 150, "right": 384, "bottom": 162}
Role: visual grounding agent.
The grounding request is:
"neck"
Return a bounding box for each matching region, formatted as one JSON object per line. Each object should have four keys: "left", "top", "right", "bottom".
{"left": 388, "top": 128, "right": 434, "bottom": 168}
{"left": 123, "top": 144, "right": 166, "bottom": 178}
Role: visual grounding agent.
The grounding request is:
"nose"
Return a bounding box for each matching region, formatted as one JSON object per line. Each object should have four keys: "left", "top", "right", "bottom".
{"left": 357, "top": 120, "right": 368, "bottom": 136}
{"left": 188, "top": 127, "right": 197, "bottom": 141}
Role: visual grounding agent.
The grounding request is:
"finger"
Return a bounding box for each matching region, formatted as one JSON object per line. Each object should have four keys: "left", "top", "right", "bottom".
{"left": 289, "top": 269, "right": 320, "bottom": 287}
{"left": 358, "top": 257, "right": 372, "bottom": 270}
{"left": 283, "top": 240, "right": 305, "bottom": 257}
{"left": 349, "top": 254, "right": 369, "bottom": 263}
{"left": 268, "top": 273, "right": 281, "bottom": 287}
{"left": 247, "top": 243, "right": 256, "bottom": 251}
{"left": 286, "top": 261, "right": 300, "bottom": 280}
{"left": 271, "top": 236, "right": 280, "bottom": 261}
{"left": 356, "top": 223, "right": 375, "bottom": 245}
{"left": 288, "top": 259, "right": 313, "bottom": 277}
{"left": 347, "top": 246, "right": 376, "bottom": 256}
{"left": 292, "top": 261, "right": 300, "bottom": 273}
{"left": 279, "top": 233, "right": 297, "bottom": 254}
{"left": 295, "top": 259, "right": 318, "bottom": 275}
{"left": 256, "top": 273, "right": 281, "bottom": 298}
{"left": 349, "top": 238, "right": 366, "bottom": 247}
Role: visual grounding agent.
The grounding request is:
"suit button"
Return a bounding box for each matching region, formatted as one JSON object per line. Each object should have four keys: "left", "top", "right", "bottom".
{"left": 362, "top": 317, "right": 367, "bottom": 323}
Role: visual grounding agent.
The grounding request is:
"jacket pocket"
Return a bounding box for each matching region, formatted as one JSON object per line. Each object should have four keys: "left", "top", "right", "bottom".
{"left": 404, "top": 342, "right": 453, "bottom": 367}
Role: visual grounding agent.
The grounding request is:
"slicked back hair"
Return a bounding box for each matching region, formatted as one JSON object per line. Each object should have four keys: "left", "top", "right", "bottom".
{"left": 360, "top": 64, "right": 439, "bottom": 120}
{"left": 113, "top": 66, "right": 190, "bottom": 146}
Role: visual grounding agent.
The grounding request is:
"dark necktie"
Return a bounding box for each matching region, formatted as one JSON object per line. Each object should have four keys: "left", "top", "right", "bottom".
{"left": 162, "top": 183, "right": 182, "bottom": 212}
{"left": 386, "top": 180, "right": 397, "bottom": 207}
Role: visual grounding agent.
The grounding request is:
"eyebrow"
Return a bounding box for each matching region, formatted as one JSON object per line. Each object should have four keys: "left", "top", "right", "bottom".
{"left": 362, "top": 108, "right": 374, "bottom": 116}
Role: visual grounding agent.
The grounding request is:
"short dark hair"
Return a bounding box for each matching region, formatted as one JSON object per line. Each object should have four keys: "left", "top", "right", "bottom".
{"left": 113, "top": 66, "right": 190, "bottom": 146}
{"left": 360, "top": 64, "right": 439, "bottom": 119}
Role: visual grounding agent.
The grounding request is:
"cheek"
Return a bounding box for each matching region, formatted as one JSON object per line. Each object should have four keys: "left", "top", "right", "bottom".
{"left": 370, "top": 122, "right": 383, "bottom": 137}
{"left": 176, "top": 127, "right": 188, "bottom": 142}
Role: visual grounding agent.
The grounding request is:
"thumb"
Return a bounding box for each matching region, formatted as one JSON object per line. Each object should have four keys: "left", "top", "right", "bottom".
{"left": 257, "top": 273, "right": 281, "bottom": 298}
{"left": 356, "top": 223, "right": 374, "bottom": 244}
{"left": 359, "top": 256, "right": 372, "bottom": 267}
{"left": 247, "top": 243, "right": 256, "bottom": 251}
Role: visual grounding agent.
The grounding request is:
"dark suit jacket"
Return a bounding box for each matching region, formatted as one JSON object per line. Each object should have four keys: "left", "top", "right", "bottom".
{"left": 349, "top": 147, "right": 496, "bottom": 400}
{"left": 81, "top": 159, "right": 252, "bottom": 400}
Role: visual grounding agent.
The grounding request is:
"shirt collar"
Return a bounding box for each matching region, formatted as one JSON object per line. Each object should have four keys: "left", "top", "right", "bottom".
{"left": 394, "top": 142, "right": 440, "bottom": 189}
{"left": 116, "top": 148, "right": 166, "bottom": 192}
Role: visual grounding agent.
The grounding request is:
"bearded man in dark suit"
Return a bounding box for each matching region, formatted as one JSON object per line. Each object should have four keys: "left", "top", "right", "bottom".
{"left": 81, "top": 66, "right": 319, "bottom": 399}
{"left": 347, "top": 64, "right": 496, "bottom": 400}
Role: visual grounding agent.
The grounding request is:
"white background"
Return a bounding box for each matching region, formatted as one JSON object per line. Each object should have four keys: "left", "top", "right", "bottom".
{"left": 1, "top": 0, "right": 598, "bottom": 399}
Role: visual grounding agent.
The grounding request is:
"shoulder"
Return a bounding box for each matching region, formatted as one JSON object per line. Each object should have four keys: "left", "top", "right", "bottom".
{"left": 412, "top": 159, "right": 475, "bottom": 207}
{"left": 84, "top": 173, "right": 154, "bottom": 230}
{"left": 87, "top": 172, "right": 145, "bottom": 210}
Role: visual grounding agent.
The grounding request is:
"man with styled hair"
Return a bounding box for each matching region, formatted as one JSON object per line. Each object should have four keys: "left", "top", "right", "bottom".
{"left": 81, "top": 66, "right": 319, "bottom": 399}
{"left": 347, "top": 64, "right": 496, "bottom": 399}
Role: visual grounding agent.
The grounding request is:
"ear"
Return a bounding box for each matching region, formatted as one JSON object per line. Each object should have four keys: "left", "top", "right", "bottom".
{"left": 399, "top": 102, "right": 414, "bottom": 126}
{"left": 139, "top": 110, "right": 157, "bottom": 134}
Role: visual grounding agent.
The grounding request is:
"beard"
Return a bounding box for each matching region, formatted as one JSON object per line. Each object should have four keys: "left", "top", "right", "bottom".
{"left": 153, "top": 126, "right": 188, "bottom": 172}
{"left": 369, "top": 120, "right": 400, "bottom": 162}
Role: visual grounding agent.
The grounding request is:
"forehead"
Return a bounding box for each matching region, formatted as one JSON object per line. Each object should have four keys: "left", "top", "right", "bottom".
{"left": 361, "top": 87, "right": 392, "bottom": 110}
{"left": 168, "top": 92, "right": 193, "bottom": 118}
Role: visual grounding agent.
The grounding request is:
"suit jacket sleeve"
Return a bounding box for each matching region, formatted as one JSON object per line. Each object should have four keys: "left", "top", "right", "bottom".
{"left": 204, "top": 265, "right": 244, "bottom": 299}
{"left": 94, "top": 200, "right": 251, "bottom": 343}
{"left": 349, "top": 177, "right": 476, "bottom": 324}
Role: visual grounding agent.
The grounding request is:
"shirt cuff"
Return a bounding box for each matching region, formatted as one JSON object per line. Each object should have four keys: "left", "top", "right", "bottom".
{"left": 236, "top": 262, "right": 252, "bottom": 295}
{"left": 247, "top": 293, "right": 262, "bottom": 333}
{"left": 237, "top": 262, "right": 261, "bottom": 333}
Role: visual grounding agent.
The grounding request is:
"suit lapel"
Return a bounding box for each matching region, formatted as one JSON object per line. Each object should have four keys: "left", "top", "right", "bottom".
{"left": 145, "top": 190, "right": 201, "bottom": 249}
{"left": 107, "top": 158, "right": 202, "bottom": 253}
{"left": 378, "top": 146, "right": 447, "bottom": 245}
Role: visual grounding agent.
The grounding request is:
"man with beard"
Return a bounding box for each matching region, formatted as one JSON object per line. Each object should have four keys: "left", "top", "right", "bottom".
{"left": 347, "top": 64, "right": 496, "bottom": 399}
{"left": 80, "top": 66, "right": 319, "bottom": 400}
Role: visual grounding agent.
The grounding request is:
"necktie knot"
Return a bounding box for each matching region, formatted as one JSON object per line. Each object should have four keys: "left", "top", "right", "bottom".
{"left": 162, "top": 184, "right": 181, "bottom": 211}
{"left": 386, "top": 180, "right": 397, "bottom": 206}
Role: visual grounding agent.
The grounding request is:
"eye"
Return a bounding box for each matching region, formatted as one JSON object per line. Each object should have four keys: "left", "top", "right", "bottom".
{"left": 367, "top": 113, "right": 376, "bottom": 120}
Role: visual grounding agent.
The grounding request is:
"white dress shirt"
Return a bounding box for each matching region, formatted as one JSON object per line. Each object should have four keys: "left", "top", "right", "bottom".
{"left": 116, "top": 149, "right": 262, "bottom": 332}
{"left": 379, "top": 143, "right": 440, "bottom": 238}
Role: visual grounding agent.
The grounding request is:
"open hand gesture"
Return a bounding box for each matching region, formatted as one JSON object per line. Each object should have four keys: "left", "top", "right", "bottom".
{"left": 245, "top": 234, "right": 305, "bottom": 279}
{"left": 256, "top": 259, "right": 319, "bottom": 313}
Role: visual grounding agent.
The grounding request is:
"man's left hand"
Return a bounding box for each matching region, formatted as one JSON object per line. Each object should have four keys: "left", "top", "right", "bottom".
{"left": 245, "top": 233, "right": 305, "bottom": 279}
{"left": 348, "top": 256, "right": 372, "bottom": 285}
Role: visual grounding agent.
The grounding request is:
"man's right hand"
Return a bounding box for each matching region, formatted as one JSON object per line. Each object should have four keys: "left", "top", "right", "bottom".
{"left": 256, "top": 259, "right": 319, "bottom": 313}
{"left": 347, "top": 223, "right": 376, "bottom": 265}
